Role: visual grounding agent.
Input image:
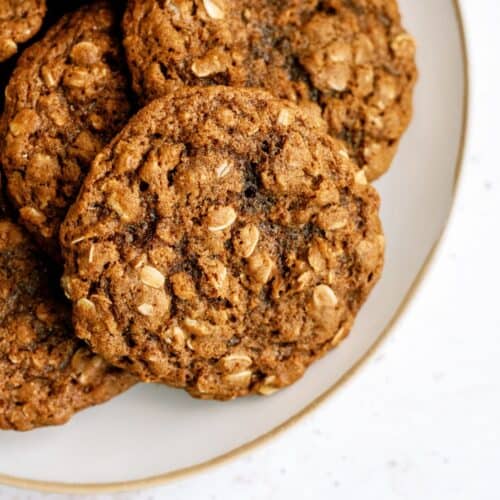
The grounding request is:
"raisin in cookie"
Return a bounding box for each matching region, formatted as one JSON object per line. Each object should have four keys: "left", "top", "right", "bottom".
{"left": 123, "top": 0, "right": 416, "bottom": 179}
{"left": 0, "top": 0, "right": 46, "bottom": 62}
{"left": 0, "top": 219, "right": 135, "bottom": 431}
{"left": 1, "top": 1, "right": 132, "bottom": 257}
{"left": 60, "top": 87, "right": 384, "bottom": 400}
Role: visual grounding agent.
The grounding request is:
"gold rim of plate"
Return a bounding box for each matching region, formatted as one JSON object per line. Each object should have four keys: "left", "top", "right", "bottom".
{"left": 0, "top": 0, "right": 469, "bottom": 493}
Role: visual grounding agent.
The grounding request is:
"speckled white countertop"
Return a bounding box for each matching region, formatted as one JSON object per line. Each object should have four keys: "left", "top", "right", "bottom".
{"left": 1, "top": 0, "right": 499, "bottom": 498}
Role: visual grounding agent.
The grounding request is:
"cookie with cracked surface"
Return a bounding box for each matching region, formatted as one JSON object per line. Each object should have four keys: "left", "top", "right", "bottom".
{"left": 0, "top": 0, "right": 46, "bottom": 62}
{"left": 122, "top": 0, "right": 416, "bottom": 179}
{"left": 0, "top": 219, "right": 135, "bottom": 431}
{"left": 61, "top": 86, "right": 384, "bottom": 400}
{"left": 1, "top": 1, "right": 133, "bottom": 257}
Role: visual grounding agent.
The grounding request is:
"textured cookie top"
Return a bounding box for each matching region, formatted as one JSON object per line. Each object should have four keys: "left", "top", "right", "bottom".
{"left": 123, "top": 0, "right": 416, "bottom": 179}
{"left": 61, "top": 87, "right": 384, "bottom": 400}
{"left": 0, "top": 219, "right": 135, "bottom": 431}
{"left": 0, "top": 0, "right": 46, "bottom": 62}
{"left": 1, "top": 1, "right": 132, "bottom": 256}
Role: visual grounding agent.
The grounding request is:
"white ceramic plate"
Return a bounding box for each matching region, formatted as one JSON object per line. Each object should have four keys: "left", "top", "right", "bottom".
{"left": 0, "top": 0, "right": 468, "bottom": 493}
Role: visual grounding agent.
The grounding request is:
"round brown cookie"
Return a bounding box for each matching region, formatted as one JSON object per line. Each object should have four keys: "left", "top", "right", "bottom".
{"left": 60, "top": 87, "right": 384, "bottom": 400}
{"left": 1, "top": 1, "right": 133, "bottom": 257}
{"left": 0, "top": 219, "right": 135, "bottom": 431}
{"left": 0, "top": 0, "right": 46, "bottom": 63}
{"left": 122, "top": 0, "right": 416, "bottom": 180}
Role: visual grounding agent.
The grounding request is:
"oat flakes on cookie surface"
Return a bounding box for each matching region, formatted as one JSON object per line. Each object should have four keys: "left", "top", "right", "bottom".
{"left": 0, "top": 0, "right": 46, "bottom": 62}
{"left": 0, "top": 1, "right": 132, "bottom": 257}
{"left": 61, "top": 87, "right": 384, "bottom": 400}
{"left": 0, "top": 219, "right": 135, "bottom": 431}
{"left": 123, "top": 0, "right": 416, "bottom": 179}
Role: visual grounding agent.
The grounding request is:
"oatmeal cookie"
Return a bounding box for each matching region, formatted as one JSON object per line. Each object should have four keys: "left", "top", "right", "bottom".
{"left": 1, "top": 1, "right": 132, "bottom": 256}
{"left": 0, "top": 219, "right": 135, "bottom": 431}
{"left": 123, "top": 0, "right": 416, "bottom": 179}
{"left": 0, "top": 0, "right": 46, "bottom": 62}
{"left": 61, "top": 87, "right": 384, "bottom": 400}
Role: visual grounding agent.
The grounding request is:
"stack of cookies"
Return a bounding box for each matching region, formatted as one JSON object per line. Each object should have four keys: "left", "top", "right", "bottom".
{"left": 0, "top": 0, "right": 416, "bottom": 430}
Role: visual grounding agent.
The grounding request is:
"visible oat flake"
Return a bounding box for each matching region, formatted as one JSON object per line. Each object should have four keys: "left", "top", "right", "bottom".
{"left": 76, "top": 298, "right": 96, "bottom": 314}
{"left": 207, "top": 206, "right": 237, "bottom": 232}
{"left": 313, "top": 285, "right": 338, "bottom": 310}
{"left": 215, "top": 160, "right": 232, "bottom": 178}
{"left": 225, "top": 370, "right": 252, "bottom": 386}
{"left": 138, "top": 303, "right": 155, "bottom": 316}
{"left": 277, "top": 108, "right": 294, "bottom": 127}
{"left": 222, "top": 353, "right": 253, "bottom": 371}
{"left": 203, "top": 0, "right": 225, "bottom": 20}
{"left": 140, "top": 265, "right": 166, "bottom": 289}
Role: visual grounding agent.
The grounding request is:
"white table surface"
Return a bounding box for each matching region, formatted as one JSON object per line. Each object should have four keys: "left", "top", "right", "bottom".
{"left": 1, "top": 0, "right": 498, "bottom": 498}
